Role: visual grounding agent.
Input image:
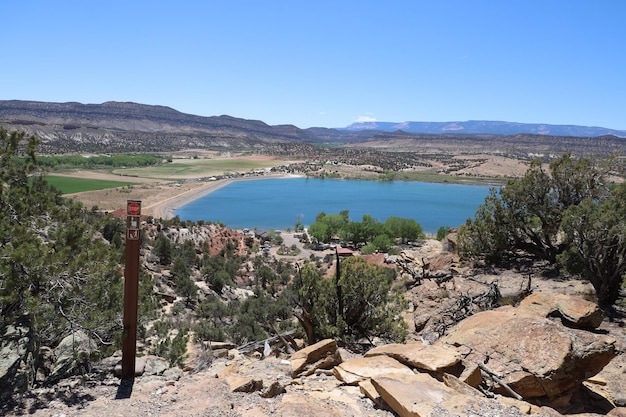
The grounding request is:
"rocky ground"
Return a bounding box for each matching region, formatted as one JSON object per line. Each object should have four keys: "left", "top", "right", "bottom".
{"left": 3, "top": 305, "right": 624, "bottom": 417}
{"left": 3, "top": 238, "right": 625, "bottom": 417}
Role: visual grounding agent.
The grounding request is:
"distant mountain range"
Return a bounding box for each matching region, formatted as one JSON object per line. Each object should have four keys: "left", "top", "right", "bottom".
{"left": 0, "top": 100, "right": 316, "bottom": 152}
{"left": 2, "top": 100, "right": 624, "bottom": 138}
{"left": 0, "top": 100, "right": 624, "bottom": 155}
{"left": 342, "top": 120, "right": 626, "bottom": 137}
{"left": 0, "top": 100, "right": 311, "bottom": 140}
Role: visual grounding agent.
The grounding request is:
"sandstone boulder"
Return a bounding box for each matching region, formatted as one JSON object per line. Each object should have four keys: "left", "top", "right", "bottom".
{"left": 440, "top": 306, "right": 617, "bottom": 399}
{"left": 370, "top": 372, "right": 480, "bottom": 417}
{"left": 458, "top": 360, "right": 482, "bottom": 387}
{"left": 163, "top": 366, "right": 183, "bottom": 382}
{"left": 583, "top": 353, "right": 626, "bottom": 408}
{"left": 290, "top": 339, "right": 340, "bottom": 377}
{"left": 333, "top": 355, "right": 414, "bottom": 385}
{"left": 519, "top": 292, "right": 604, "bottom": 329}
{"left": 442, "top": 373, "right": 484, "bottom": 397}
{"left": 359, "top": 379, "right": 387, "bottom": 408}
{"left": 144, "top": 355, "right": 169, "bottom": 376}
{"left": 260, "top": 381, "right": 286, "bottom": 398}
{"left": 365, "top": 342, "right": 461, "bottom": 373}
{"left": 114, "top": 356, "right": 146, "bottom": 377}
{"left": 224, "top": 374, "right": 263, "bottom": 393}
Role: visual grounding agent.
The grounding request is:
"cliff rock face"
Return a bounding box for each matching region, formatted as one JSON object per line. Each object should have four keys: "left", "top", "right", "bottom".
{"left": 0, "top": 316, "right": 37, "bottom": 399}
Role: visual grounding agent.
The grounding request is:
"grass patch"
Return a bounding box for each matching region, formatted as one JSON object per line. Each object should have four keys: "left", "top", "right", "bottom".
{"left": 113, "top": 158, "right": 289, "bottom": 179}
{"left": 45, "top": 175, "right": 138, "bottom": 194}
{"left": 387, "top": 171, "right": 507, "bottom": 185}
{"left": 337, "top": 169, "right": 507, "bottom": 186}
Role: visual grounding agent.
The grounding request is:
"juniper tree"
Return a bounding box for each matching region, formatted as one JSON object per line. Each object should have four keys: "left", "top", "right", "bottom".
{"left": 459, "top": 154, "right": 613, "bottom": 264}
{"left": 0, "top": 128, "right": 127, "bottom": 352}
{"left": 459, "top": 153, "right": 625, "bottom": 308}
{"left": 287, "top": 258, "right": 407, "bottom": 344}
{"left": 558, "top": 182, "right": 626, "bottom": 308}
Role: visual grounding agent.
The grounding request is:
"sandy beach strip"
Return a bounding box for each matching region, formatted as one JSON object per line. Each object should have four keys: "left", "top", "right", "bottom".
{"left": 145, "top": 173, "right": 302, "bottom": 220}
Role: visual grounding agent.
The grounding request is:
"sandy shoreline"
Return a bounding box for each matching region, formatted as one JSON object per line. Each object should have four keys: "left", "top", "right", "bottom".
{"left": 145, "top": 174, "right": 303, "bottom": 220}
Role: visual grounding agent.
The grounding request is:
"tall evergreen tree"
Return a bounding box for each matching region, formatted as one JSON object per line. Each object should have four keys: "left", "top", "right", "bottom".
{"left": 154, "top": 232, "right": 173, "bottom": 265}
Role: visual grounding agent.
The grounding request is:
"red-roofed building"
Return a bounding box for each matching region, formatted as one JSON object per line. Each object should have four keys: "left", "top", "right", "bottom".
{"left": 336, "top": 247, "right": 354, "bottom": 257}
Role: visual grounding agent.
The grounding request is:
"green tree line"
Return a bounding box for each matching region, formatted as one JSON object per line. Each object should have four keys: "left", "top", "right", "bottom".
{"left": 36, "top": 153, "right": 163, "bottom": 169}
{"left": 307, "top": 210, "right": 426, "bottom": 253}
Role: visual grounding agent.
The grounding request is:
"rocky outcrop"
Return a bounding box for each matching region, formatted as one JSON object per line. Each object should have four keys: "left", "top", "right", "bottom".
{"left": 333, "top": 355, "right": 415, "bottom": 385}
{"left": 3, "top": 294, "right": 622, "bottom": 416}
{"left": 519, "top": 292, "right": 604, "bottom": 329}
{"left": 440, "top": 295, "right": 617, "bottom": 400}
{"left": 0, "top": 316, "right": 37, "bottom": 398}
{"left": 290, "top": 339, "right": 340, "bottom": 378}
{"left": 403, "top": 252, "right": 602, "bottom": 349}
{"left": 49, "top": 330, "right": 98, "bottom": 383}
{"left": 305, "top": 345, "right": 544, "bottom": 416}
{"left": 224, "top": 373, "right": 264, "bottom": 393}
{"left": 583, "top": 348, "right": 626, "bottom": 409}
{"left": 364, "top": 342, "right": 461, "bottom": 374}
{"left": 284, "top": 292, "right": 621, "bottom": 416}
{"left": 370, "top": 372, "right": 478, "bottom": 417}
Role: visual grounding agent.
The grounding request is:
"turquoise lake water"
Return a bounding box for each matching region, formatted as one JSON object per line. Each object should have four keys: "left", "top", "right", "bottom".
{"left": 174, "top": 178, "right": 493, "bottom": 234}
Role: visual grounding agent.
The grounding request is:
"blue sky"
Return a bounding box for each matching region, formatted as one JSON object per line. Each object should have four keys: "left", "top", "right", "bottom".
{"left": 2, "top": 1, "right": 625, "bottom": 129}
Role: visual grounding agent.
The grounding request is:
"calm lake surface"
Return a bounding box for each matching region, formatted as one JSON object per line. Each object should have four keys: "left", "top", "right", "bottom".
{"left": 175, "top": 178, "right": 492, "bottom": 234}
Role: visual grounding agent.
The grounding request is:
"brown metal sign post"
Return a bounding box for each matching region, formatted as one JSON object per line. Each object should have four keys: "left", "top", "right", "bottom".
{"left": 122, "top": 200, "right": 141, "bottom": 379}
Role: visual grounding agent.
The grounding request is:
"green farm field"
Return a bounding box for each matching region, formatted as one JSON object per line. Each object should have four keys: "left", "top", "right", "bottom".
{"left": 112, "top": 157, "right": 290, "bottom": 179}
{"left": 45, "top": 175, "right": 138, "bottom": 194}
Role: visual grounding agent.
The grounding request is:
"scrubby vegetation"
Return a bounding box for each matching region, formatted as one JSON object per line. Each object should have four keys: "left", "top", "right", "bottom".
{"left": 459, "top": 153, "right": 626, "bottom": 309}
{"left": 285, "top": 259, "right": 407, "bottom": 344}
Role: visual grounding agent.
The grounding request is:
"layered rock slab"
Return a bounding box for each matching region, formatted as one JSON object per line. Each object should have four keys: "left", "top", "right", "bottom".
{"left": 333, "top": 355, "right": 414, "bottom": 385}
{"left": 290, "top": 338, "right": 340, "bottom": 377}
{"left": 364, "top": 342, "right": 461, "bottom": 373}
{"left": 519, "top": 292, "right": 604, "bottom": 329}
{"left": 440, "top": 304, "right": 617, "bottom": 399}
{"left": 370, "top": 372, "right": 480, "bottom": 417}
